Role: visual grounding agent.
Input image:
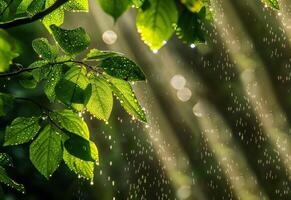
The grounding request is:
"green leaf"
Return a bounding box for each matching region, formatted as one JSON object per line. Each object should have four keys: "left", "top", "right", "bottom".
{"left": 64, "top": 0, "right": 89, "bottom": 12}
{"left": 50, "top": 25, "right": 90, "bottom": 55}
{"left": 136, "top": 0, "right": 178, "bottom": 50}
{"left": 56, "top": 66, "right": 89, "bottom": 111}
{"left": 18, "top": 71, "right": 38, "bottom": 89}
{"left": 29, "top": 60, "right": 49, "bottom": 69}
{"left": 63, "top": 150, "right": 93, "bottom": 180}
{"left": 181, "top": 0, "right": 204, "bottom": 13}
{"left": 263, "top": 0, "right": 279, "bottom": 9}
{"left": 100, "top": 56, "right": 145, "bottom": 81}
{"left": 16, "top": 0, "right": 34, "bottom": 14}
{"left": 22, "top": 62, "right": 62, "bottom": 98}
{"left": 56, "top": 55, "right": 71, "bottom": 62}
{"left": 197, "top": 3, "right": 213, "bottom": 21}
{"left": 44, "top": 64, "right": 63, "bottom": 102}
{"left": 27, "top": 0, "right": 46, "bottom": 15}
{"left": 63, "top": 141, "right": 98, "bottom": 180}
{"left": 0, "top": 166, "right": 25, "bottom": 193}
{"left": 50, "top": 110, "right": 89, "bottom": 139}
{"left": 85, "top": 75, "right": 113, "bottom": 121}
{"left": 84, "top": 49, "right": 120, "bottom": 61}
{"left": 0, "top": 153, "right": 13, "bottom": 167}
{"left": 4, "top": 117, "right": 41, "bottom": 146}
{"left": 29, "top": 61, "right": 49, "bottom": 82}
{"left": 0, "top": 93, "right": 14, "bottom": 117}
{"left": 175, "top": 9, "right": 205, "bottom": 45}
{"left": 0, "top": 1, "right": 7, "bottom": 15}
{"left": 105, "top": 75, "right": 147, "bottom": 122}
{"left": 6, "top": 0, "right": 22, "bottom": 16}
{"left": 131, "top": 0, "right": 145, "bottom": 8}
{"left": 0, "top": 30, "right": 19, "bottom": 72}
{"left": 32, "top": 38, "right": 58, "bottom": 61}
{"left": 30, "top": 125, "right": 63, "bottom": 179}
{"left": 42, "top": 0, "right": 64, "bottom": 30}
{"left": 97, "top": 0, "right": 131, "bottom": 20}
{"left": 64, "top": 135, "right": 97, "bottom": 161}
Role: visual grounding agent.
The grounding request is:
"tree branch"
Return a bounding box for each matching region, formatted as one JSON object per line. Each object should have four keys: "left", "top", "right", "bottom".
{"left": 0, "top": 0, "right": 69, "bottom": 29}
{"left": 0, "top": 60, "right": 101, "bottom": 78}
{"left": 0, "top": 66, "right": 36, "bottom": 78}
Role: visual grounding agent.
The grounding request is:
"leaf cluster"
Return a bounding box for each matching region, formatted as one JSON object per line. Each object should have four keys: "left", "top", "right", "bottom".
{"left": 97, "top": 0, "right": 279, "bottom": 51}
{"left": 0, "top": 24, "right": 146, "bottom": 192}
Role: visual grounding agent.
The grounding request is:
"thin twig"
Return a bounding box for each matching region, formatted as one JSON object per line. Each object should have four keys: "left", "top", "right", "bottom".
{"left": 0, "top": 0, "right": 69, "bottom": 29}
{"left": 0, "top": 60, "right": 102, "bottom": 78}
{"left": 0, "top": 67, "right": 37, "bottom": 78}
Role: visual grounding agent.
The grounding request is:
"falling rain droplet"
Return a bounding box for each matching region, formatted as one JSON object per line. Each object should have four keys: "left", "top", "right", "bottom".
{"left": 192, "top": 101, "right": 206, "bottom": 117}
